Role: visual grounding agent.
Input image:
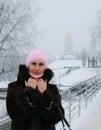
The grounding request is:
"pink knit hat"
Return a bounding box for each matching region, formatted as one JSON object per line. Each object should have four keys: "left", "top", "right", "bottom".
{"left": 26, "top": 49, "right": 47, "bottom": 67}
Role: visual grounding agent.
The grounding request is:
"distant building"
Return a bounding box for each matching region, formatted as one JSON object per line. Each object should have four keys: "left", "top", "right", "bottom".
{"left": 88, "top": 32, "right": 98, "bottom": 67}
{"left": 62, "top": 30, "right": 76, "bottom": 60}
{"left": 89, "top": 32, "right": 97, "bottom": 57}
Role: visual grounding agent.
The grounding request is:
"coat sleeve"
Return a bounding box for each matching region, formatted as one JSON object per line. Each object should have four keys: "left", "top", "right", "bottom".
{"left": 6, "top": 82, "right": 39, "bottom": 124}
{"left": 38, "top": 84, "right": 64, "bottom": 125}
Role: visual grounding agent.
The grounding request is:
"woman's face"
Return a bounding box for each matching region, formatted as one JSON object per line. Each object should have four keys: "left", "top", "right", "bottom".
{"left": 28, "top": 59, "right": 46, "bottom": 75}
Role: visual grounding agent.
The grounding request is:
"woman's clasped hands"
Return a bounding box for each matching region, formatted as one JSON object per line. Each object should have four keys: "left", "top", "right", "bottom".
{"left": 25, "top": 78, "right": 47, "bottom": 93}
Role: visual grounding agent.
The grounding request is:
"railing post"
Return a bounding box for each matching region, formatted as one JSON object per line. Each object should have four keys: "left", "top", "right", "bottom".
{"left": 90, "top": 81, "right": 93, "bottom": 103}
{"left": 68, "top": 90, "right": 71, "bottom": 125}
{"left": 85, "top": 86, "right": 88, "bottom": 109}
{"left": 78, "top": 85, "right": 81, "bottom": 117}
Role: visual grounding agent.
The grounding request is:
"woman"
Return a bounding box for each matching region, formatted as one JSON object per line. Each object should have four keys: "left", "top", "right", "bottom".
{"left": 6, "top": 49, "right": 64, "bottom": 130}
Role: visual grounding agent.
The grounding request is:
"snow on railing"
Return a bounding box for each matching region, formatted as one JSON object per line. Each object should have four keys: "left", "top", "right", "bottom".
{"left": 0, "top": 116, "right": 11, "bottom": 130}
{"left": 58, "top": 74, "right": 101, "bottom": 125}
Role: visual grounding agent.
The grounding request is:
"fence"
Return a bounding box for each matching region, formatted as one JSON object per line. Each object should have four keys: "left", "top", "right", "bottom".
{"left": 59, "top": 74, "right": 101, "bottom": 125}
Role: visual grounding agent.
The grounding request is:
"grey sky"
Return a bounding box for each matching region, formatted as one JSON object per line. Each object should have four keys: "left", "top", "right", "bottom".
{"left": 34, "top": 0, "right": 101, "bottom": 56}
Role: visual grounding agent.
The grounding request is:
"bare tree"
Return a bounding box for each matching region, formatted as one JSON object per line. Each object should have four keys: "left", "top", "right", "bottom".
{"left": 0, "top": 0, "right": 40, "bottom": 54}
{"left": 0, "top": 0, "right": 40, "bottom": 80}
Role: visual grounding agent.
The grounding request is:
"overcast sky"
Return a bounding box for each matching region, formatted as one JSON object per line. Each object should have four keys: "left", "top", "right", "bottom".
{"left": 34, "top": 0, "right": 101, "bottom": 56}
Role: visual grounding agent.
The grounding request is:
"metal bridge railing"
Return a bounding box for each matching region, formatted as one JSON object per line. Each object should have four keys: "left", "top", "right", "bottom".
{"left": 0, "top": 116, "right": 11, "bottom": 130}
{"left": 59, "top": 74, "right": 101, "bottom": 125}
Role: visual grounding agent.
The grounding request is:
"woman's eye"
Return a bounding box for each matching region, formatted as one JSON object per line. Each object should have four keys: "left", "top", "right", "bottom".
{"left": 31, "top": 62, "right": 36, "bottom": 65}
{"left": 39, "top": 63, "right": 44, "bottom": 66}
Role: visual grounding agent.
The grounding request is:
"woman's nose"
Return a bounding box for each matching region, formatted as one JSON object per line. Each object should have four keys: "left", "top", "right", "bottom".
{"left": 35, "top": 65, "right": 39, "bottom": 70}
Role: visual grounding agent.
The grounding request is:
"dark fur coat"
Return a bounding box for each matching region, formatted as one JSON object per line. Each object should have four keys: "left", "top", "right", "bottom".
{"left": 6, "top": 65, "right": 64, "bottom": 130}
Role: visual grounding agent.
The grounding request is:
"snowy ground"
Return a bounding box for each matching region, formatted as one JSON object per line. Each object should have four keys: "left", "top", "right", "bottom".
{"left": 48, "top": 59, "right": 101, "bottom": 87}
{"left": 71, "top": 90, "right": 101, "bottom": 130}
{"left": 56, "top": 90, "right": 101, "bottom": 130}
{"left": 0, "top": 100, "right": 6, "bottom": 119}
{"left": 0, "top": 81, "right": 11, "bottom": 89}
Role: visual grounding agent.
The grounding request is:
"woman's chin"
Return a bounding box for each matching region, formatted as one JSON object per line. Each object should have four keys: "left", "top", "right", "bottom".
{"left": 29, "top": 72, "right": 43, "bottom": 79}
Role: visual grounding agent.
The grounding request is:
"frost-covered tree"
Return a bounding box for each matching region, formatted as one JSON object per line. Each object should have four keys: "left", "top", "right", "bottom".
{"left": 0, "top": 0, "right": 40, "bottom": 55}
{"left": 0, "top": 0, "right": 40, "bottom": 80}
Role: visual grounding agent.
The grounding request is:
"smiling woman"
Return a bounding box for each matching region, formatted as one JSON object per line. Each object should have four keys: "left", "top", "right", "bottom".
{"left": 26, "top": 50, "right": 47, "bottom": 79}
{"left": 6, "top": 49, "right": 64, "bottom": 130}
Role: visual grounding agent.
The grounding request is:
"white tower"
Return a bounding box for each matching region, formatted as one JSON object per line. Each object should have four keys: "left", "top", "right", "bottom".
{"left": 63, "top": 31, "right": 73, "bottom": 56}
{"left": 89, "top": 32, "right": 96, "bottom": 57}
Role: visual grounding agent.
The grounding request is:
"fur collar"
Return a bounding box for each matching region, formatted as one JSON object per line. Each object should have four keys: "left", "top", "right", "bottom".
{"left": 17, "top": 64, "right": 54, "bottom": 83}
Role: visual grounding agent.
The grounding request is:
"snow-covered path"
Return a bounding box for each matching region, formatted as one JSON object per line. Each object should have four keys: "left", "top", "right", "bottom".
{"left": 71, "top": 91, "right": 101, "bottom": 130}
